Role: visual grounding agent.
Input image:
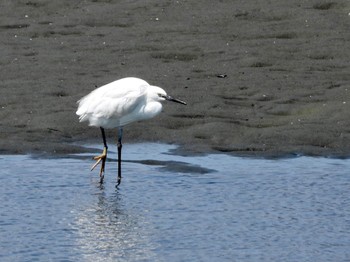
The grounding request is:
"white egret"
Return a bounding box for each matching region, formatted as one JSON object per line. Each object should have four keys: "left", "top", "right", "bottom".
{"left": 76, "top": 77, "right": 186, "bottom": 186}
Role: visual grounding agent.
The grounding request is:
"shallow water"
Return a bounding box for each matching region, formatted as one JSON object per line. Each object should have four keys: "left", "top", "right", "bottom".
{"left": 1, "top": 143, "right": 350, "bottom": 262}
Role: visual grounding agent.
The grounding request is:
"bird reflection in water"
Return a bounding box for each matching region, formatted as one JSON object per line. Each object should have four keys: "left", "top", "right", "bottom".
{"left": 71, "top": 189, "right": 157, "bottom": 261}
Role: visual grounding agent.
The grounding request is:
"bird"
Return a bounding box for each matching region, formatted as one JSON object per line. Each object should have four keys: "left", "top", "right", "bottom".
{"left": 76, "top": 77, "right": 186, "bottom": 186}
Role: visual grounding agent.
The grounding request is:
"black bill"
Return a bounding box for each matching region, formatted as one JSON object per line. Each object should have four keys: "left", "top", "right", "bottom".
{"left": 166, "top": 95, "right": 187, "bottom": 105}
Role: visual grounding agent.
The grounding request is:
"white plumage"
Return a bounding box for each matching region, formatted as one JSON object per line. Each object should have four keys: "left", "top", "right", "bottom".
{"left": 76, "top": 77, "right": 186, "bottom": 186}
{"left": 77, "top": 77, "right": 168, "bottom": 128}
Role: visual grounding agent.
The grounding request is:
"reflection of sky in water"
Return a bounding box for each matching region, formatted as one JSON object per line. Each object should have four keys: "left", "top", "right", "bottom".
{"left": 1, "top": 143, "right": 350, "bottom": 261}
{"left": 71, "top": 189, "right": 158, "bottom": 261}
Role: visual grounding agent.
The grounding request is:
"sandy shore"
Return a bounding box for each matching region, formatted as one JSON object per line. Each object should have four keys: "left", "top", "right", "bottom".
{"left": 1, "top": 0, "right": 350, "bottom": 157}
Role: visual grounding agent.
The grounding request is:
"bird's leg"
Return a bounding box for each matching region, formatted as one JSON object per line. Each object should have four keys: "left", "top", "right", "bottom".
{"left": 91, "top": 127, "right": 108, "bottom": 183}
{"left": 116, "top": 127, "right": 123, "bottom": 187}
{"left": 91, "top": 147, "right": 107, "bottom": 182}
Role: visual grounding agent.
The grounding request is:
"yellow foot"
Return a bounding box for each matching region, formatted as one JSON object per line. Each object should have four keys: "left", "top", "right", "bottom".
{"left": 91, "top": 147, "right": 107, "bottom": 183}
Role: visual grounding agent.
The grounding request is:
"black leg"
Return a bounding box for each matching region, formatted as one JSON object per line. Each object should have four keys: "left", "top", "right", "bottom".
{"left": 100, "top": 127, "right": 108, "bottom": 183}
{"left": 101, "top": 127, "right": 108, "bottom": 149}
{"left": 116, "top": 127, "right": 123, "bottom": 187}
{"left": 91, "top": 127, "right": 108, "bottom": 184}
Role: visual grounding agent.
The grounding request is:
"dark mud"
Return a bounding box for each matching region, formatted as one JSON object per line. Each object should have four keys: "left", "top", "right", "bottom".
{"left": 0, "top": 0, "right": 350, "bottom": 157}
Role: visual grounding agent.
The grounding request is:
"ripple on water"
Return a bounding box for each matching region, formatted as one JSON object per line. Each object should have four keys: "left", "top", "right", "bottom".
{"left": 0, "top": 144, "right": 350, "bottom": 261}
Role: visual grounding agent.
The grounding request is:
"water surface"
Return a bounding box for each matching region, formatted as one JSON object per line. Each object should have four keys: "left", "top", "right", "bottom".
{"left": 1, "top": 144, "right": 349, "bottom": 261}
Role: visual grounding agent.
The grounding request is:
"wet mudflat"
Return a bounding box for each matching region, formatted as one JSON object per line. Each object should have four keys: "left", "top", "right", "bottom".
{"left": 1, "top": 1, "right": 350, "bottom": 156}
{"left": 0, "top": 143, "right": 349, "bottom": 261}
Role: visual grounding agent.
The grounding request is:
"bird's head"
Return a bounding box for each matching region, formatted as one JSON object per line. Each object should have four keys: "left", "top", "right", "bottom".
{"left": 150, "top": 86, "right": 187, "bottom": 105}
